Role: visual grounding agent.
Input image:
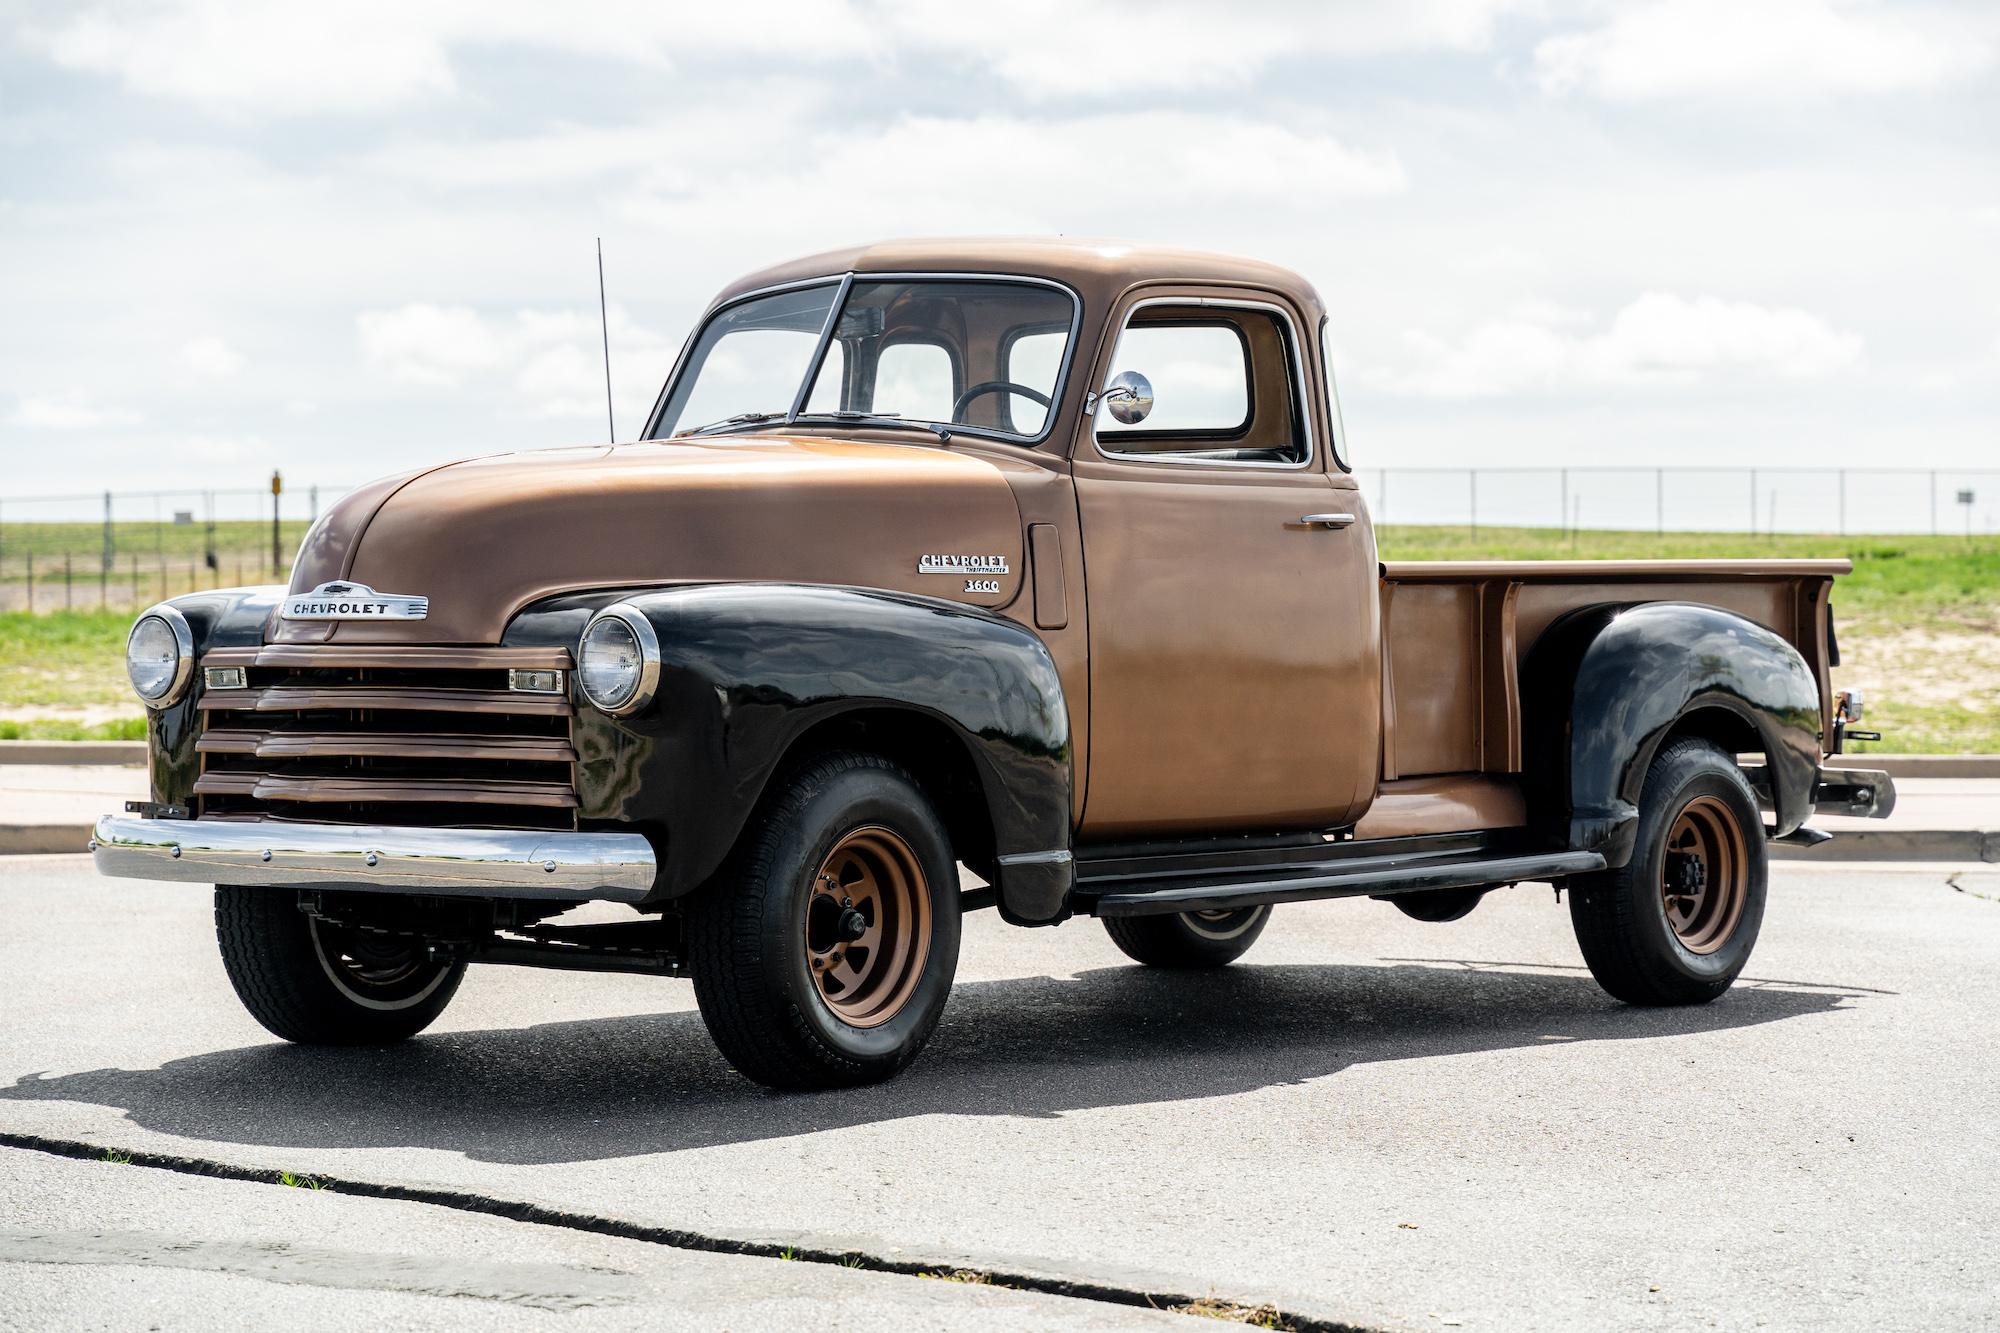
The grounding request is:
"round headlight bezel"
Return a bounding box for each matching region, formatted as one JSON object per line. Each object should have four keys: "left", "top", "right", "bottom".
{"left": 127, "top": 604, "right": 195, "bottom": 707}
{"left": 577, "top": 604, "right": 660, "bottom": 717}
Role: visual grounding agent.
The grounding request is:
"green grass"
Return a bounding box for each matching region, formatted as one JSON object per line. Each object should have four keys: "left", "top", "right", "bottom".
{"left": 0, "top": 609, "right": 142, "bottom": 711}
{"left": 1, "top": 519, "right": 313, "bottom": 569}
{"left": 277, "top": 1170, "right": 325, "bottom": 1190}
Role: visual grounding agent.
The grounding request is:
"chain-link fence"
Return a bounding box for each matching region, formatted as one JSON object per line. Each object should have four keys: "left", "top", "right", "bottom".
{"left": 0, "top": 481, "right": 353, "bottom": 614}
{"left": 1360, "top": 467, "right": 2000, "bottom": 537}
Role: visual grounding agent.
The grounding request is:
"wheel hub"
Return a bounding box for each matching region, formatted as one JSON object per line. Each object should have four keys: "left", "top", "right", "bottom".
{"left": 803, "top": 827, "right": 931, "bottom": 1028}
{"left": 1661, "top": 795, "right": 1747, "bottom": 954}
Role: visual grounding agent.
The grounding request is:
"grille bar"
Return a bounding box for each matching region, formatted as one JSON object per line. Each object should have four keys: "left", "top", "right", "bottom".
{"left": 193, "top": 772, "right": 580, "bottom": 808}
{"left": 198, "top": 686, "right": 573, "bottom": 716}
{"left": 196, "top": 728, "right": 576, "bottom": 762}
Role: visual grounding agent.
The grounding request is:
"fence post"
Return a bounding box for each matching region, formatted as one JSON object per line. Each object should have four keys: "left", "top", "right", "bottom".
{"left": 102, "top": 490, "right": 113, "bottom": 573}
{"left": 1560, "top": 469, "right": 1568, "bottom": 540}
{"left": 271, "top": 470, "right": 283, "bottom": 576}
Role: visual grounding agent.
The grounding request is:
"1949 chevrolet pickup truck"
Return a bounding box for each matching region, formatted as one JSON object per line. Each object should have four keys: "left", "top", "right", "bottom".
{"left": 95, "top": 239, "right": 1895, "bottom": 1089}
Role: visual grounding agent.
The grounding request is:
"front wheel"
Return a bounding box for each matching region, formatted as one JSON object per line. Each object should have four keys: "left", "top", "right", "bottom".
{"left": 687, "top": 752, "right": 961, "bottom": 1090}
{"left": 1568, "top": 737, "right": 1767, "bottom": 1005}
{"left": 214, "top": 886, "right": 466, "bottom": 1043}
{"left": 1103, "top": 905, "right": 1269, "bottom": 968}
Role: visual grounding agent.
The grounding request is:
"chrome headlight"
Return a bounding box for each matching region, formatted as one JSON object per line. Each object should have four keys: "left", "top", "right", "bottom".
{"left": 577, "top": 605, "right": 660, "bottom": 717}
{"left": 126, "top": 604, "right": 195, "bottom": 706}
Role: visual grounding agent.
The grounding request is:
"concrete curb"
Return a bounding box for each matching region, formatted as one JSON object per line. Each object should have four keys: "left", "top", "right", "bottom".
{"left": 1771, "top": 828, "right": 2000, "bottom": 863}
{"left": 1823, "top": 755, "right": 2000, "bottom": 778}
{"left": 0, "top": 741, "right": 146, "bottom": 765}
{"left": 0, "top": 825, "right": 96, "bottom": 855}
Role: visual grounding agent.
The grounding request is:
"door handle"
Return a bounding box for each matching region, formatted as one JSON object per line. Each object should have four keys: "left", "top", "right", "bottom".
{"left": 1299, "top": 513, "right": 1356, "bottom": 529}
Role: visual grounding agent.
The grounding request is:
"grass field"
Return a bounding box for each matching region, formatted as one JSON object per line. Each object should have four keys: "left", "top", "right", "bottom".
{"left": 2, "top": 527, "right": 1993, "bottom": 750}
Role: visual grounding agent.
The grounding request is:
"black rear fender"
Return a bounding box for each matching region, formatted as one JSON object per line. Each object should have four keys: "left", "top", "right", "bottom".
{"left": 1521, "top": 601, "right": 1822, "bottom": 868}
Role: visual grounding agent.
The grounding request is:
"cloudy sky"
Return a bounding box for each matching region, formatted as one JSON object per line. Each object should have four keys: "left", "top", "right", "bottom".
{"left": 2, "top": 0, "right": 1996, "bottom": 511}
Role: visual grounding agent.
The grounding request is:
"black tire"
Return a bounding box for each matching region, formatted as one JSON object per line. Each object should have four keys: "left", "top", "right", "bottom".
{"left": 1568, "top": 737, "right": 1767, "bottom": 1005}
{"left": 1103, "top": 905, "right": 1270, "bottom": 968}
{"left": 687, "top": 751, "right": 961, "bottom": 1090}
{"left": 214, "top": 886, "right": 466, "bottom": 1044}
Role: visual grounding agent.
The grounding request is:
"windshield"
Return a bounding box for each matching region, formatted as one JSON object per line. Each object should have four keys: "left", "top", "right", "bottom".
{"left": 651, "top": 277, "right": 1077, "bottom": 441}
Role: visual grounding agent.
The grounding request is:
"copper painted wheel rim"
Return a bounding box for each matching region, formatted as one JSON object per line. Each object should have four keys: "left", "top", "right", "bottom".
{"left": 804, "top": 827, "right": 931, "bottom": 1029}
{"left": 1662, "top": 794, "right": 1748, "bottom": 955}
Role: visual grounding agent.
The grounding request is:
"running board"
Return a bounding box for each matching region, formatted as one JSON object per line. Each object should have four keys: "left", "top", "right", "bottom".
{"left": 1083, "top": 849, "right": 1606, "bottom": 918}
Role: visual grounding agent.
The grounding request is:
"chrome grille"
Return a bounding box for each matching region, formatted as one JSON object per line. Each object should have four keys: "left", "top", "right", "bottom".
{"left": 192, "top": 645, "right": 576, "bottom": 830}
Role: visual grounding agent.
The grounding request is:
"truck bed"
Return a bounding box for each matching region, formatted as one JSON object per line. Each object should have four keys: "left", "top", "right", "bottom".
{"left": 1362, "top": 559, "right": 1850, "bottom": 839}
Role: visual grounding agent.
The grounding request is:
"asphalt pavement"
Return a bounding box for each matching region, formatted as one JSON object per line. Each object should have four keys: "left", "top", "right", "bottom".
{"left": 1, "top": 854, "right": 1995, "bottom": 1331}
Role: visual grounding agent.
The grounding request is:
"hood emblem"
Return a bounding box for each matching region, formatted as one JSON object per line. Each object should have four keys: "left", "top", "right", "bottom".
{"left": 279, "top": 581, "right": 429, "bottom": 621}
{"left": 918, "top": 555, "right": 1009, "bottom": 576}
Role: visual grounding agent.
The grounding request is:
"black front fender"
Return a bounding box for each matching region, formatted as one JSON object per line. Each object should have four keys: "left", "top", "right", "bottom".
{"left": 1522, "top": 601, "right": 1822, "bottom": 867}
{"left": 504, "top": 584, "right": 1074, "bottom": 922}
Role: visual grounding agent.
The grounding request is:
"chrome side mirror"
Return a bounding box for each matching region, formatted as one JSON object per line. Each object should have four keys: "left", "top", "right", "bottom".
{"left": 1101, "top": 370, "right": 1154, "bottom": 425}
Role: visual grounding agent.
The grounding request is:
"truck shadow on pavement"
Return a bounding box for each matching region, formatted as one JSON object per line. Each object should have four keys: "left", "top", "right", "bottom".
{"left": 2, "top": 961, "right": 1863, "bottom": 1166}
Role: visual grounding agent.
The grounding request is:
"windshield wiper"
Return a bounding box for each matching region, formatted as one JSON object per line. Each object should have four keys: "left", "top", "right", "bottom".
{"left": 678, "top": 412, "right": 786, "bottom": 438}
{"left": 795, "top": 411, "right": 951, "bottom": 444}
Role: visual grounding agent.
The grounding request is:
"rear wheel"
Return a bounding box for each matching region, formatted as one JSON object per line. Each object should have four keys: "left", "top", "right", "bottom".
{"left": 1103, "top": 905, "right": 1269, "bottom": 968}
{"left": 688, "top": 752, "right": 961, "bottom": 1090}
{"left": 1568, "top": 737, "right": 1766, "bottom": 1005}
{"left": 214, "top": 886, "right": 466, "bottom": 1044}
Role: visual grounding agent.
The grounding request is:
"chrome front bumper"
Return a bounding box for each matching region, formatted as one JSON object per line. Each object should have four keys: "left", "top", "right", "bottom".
{"left": 90, "top": 815, "right": 657, "bottom": 902}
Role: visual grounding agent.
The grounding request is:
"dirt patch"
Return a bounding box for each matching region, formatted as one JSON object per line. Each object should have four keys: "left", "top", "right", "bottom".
{"left": 1835, "top": 627, "right": 2000, "bottom": 713}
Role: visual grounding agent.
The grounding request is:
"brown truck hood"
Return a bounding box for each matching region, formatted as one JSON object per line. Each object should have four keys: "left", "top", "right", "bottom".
{"left": 276, "top": 437, "right": 1026, "bottom": 645}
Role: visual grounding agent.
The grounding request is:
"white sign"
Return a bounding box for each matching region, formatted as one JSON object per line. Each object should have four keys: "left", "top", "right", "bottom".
{"left": 279, "top": 581, "right": 429, "bottom": 621}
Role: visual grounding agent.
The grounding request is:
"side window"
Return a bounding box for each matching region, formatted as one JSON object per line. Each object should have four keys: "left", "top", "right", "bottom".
{"left": 1094, "top": 305, "right": 1308, "bottom": 465}
{"left": 873, "top": 342, "right": 954, "bottom": 423}
{"left": 1096, "top": 323, "right": 1249, "bottom": 441}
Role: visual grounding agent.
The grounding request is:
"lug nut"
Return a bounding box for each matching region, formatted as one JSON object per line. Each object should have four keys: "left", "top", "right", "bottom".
{"left": 364, "top": 852, "right": 379, "bottom": 867}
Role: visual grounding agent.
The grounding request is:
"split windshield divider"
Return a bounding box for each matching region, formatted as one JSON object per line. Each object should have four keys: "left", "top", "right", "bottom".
{"left": 785, "top": 272, "right": 855, "bottom": 425}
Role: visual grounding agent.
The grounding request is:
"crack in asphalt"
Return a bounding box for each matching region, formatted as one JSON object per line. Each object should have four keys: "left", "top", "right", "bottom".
{"left": 0, "top": 1130, "right": 1375, "bottom": 1332}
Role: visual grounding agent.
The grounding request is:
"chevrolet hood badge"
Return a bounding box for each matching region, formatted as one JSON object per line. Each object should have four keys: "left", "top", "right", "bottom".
{"left": 279, "top": 581, "right": 429, "bottom": 621}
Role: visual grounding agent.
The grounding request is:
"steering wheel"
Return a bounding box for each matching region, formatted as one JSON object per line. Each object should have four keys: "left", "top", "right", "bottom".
{"left": 951, "top": 381, "right": 1051, "bottom": 424}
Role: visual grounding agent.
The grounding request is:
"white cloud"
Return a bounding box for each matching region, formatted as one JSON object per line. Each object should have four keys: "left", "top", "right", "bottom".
{"left": 181, "top": 335, "right": 245, "bottom": 376}
{"left": 356, "top": 304, "right": 510, "bottom": 386}
{"left": 32, "top": 0, "right": 874, "bottom": 115}
{"left": 356, "top": 303, "right": 666, "bottom": 420}
{"left": 1379, "top": 293, "right": 1863, "bottom": 396}
{"left": 33, "top": 0, "right": 1533, "bottom": 115}
{"left": 8, "top": 395, "right": 142, "bottom": 428}
{"left": 1536, "top": 0, "right": 1988, "bottom": 102}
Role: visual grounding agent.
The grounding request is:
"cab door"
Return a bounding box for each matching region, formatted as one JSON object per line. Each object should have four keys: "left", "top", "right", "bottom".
{"left": 1071, "top": 289, "right": 1379, "bottom": 839}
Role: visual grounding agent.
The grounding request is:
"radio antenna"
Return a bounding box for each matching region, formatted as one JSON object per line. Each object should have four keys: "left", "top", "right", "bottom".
{"left": 596, "top": 238, "right": 615, "bottom": 443}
